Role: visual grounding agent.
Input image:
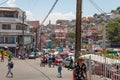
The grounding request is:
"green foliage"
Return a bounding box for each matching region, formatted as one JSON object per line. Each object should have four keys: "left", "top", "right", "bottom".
{"left": 106, "top": 18, "right": 120, "bottom": 42}
{"left": 67, "top": 29, "right": 75, "bottom": 42}
{"left": 111, "top": 10, "right": 116, "bottom": 13}
{"left": 93, "top": 13, "right": 101, "bottom": 18}
{"left": 0, "top": 48, "right": 4, "bottom": 52}
{"left": 55, "top": 39, "right": 61, "bottom": 46}
{"left": 68, "top": 29, "right": 75, "bottom": 38}
{"left": 105, "top": 54, "right": 119, "bottom": 59}
{"left": 99, "top": 52, "right": 119, "bottom": 59}
{"left": 111, "top": 6, "right": 120, "bottom": 14}
{"left": 116, "top": 6, "right": 120, "bottom": 11}
{"left": 67, "top": 38, "right": 73, "bottom": 42}
{"left": 93, "top": 13, "right": 98, "bottom": 18}
{"left": 81, "top": 51, "right": 89, "bottom": 55}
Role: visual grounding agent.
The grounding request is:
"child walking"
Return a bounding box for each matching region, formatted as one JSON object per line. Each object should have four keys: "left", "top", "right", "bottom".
{"left": 6, "top": 59, "right": 14, "bottom": 78}
{"left": 57, "top": 62, "right": 62, "bottom": 78}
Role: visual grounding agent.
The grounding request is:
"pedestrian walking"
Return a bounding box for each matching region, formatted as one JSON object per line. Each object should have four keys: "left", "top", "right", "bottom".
{"left": 6, "top": 59, "right": 14, "bottom": 78}
{"left": 40, "top": 55, "right": 46, "bottom": 67}
{"left": 1, "top": 51, "right": 4, "bottom": 62}
{"left": 73, "top": 56, "right": 88, "bottom": 80}
{"left": 8, "top": 51, "right": 13, "bottom": 61}
{"left": 57, "top": 62, "right": 62, "bottom": 78}
{"left": 48, "top": 54, "right": 52, "bottom": 67}
{"left": 52, "top": 55, "right": 55, "bottom": 67}
{"left": 34, "top": 52, "right": 37, "bottom": 60}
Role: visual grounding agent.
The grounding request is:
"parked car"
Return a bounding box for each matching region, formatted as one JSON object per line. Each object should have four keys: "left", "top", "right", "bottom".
{"left": 55, "top": 54, "right": 63, "bottom": 64}
{"left": 41, "top": 49, "right": 50, "bottom": 54}
{"left": 28, "top": 52, "right": 41, "bottom": 59}
{"left": 36, "top": 52, "right": 42, "bottom": 57}
{"left": 62, "top": 57, "right": 74, "bottom": 68}
{"left": 68, "top": 53, "right": 74, "bottom": 60}
{"left": 28, "top": 52, "right": 35, "bottom": 59}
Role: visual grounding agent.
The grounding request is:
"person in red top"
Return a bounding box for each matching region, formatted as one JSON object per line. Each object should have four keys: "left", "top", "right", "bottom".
{"left": 40, "top": 55, "right": 47, "bottom": 67}
{"left": 42, "top": 55, "right": 47, "bottom": 63}
{"left": 1, "top": 51, "right": 4, "bottom": 62}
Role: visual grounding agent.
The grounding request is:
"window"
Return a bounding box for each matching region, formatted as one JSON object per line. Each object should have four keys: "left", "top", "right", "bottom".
{"left": 5, "top": 37, "right": 15, "bottom": 44}
{"left": 16, "top": 24, "right": 27, "bottom": 30}
{"left": 0, "top": 37, "right": 4, "bottom": 43}
{"left": 16, "top": 24, "right": 23, "bottom": 30}
{"left": 2, "top": 24, "right": 11, "bottom": 30}
{"left": 0, "top": 11, "right": 18, "bottom": 18}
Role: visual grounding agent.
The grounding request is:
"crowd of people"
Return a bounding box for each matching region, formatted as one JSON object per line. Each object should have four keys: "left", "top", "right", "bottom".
{"left": 0, "top": 47, "right": 89, "bottom": 79}
{"left": 40, "top": 54, "right": 56, "bottom": 68}
{"left": 40, "top": 53, "right": 64, "bottom": 78}
{"left": 39, "top": 52, "right": 88, "bottom": 79}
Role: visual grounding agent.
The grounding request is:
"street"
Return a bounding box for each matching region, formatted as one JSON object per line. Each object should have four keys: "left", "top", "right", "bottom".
{"left": 0, "top": 58, "right": 72, "bottom": 80}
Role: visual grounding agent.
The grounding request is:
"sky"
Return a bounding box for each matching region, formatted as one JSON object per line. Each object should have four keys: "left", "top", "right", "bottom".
{"left": 1, "top": 0, "right": 120, "bottom": 25}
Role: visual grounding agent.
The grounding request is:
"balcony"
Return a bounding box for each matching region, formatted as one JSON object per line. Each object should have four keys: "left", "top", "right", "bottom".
{"left": 0, "top": 30, "right": 30, "bottom": 35}
{"left": 0, "top": 43, "right": 16, "bottom": 47}
{"left": 0, "top": 17, "right": 22, "bottom": 23}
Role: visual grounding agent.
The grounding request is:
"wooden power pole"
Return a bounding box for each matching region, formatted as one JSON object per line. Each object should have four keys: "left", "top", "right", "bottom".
{"left": 75, "top": 0, "right": 82, "bottom": 61}
{"left": 22, "top": 12, "right": 25, "bottom": 56}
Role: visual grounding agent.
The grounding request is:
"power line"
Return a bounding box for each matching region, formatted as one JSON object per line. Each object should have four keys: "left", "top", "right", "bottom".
{"left": 40, "top": 0, "right": 59, "bottom": 25}
{"left": 0, "top": 0, "right": 9, "bottom": 6}
{"left": 89, "top": 0, "right": 105, "bottom": 13}
{"left": 37, "top": 0, "right": 59, "bottom": 50}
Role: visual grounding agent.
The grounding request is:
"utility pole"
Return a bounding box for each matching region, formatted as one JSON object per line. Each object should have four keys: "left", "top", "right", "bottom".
{"left": 73, "top": 0, "right": 82, "bottom": 80}
{"left": 40, "top": 25, "right": 42, "bottom": 51}
{"left": 102, "top": 22, "right": 107, "bottom": 79}
{"left": 75, "top": 0, "right": 82, "bottom": 61}
{"left": 102, "top": 23, "right": 106, "bottom": 50}
{"left": 36, "top": 28, "right": 38, "bottom": 48}
{"left": 22, "top": 12, "right": 25, "bottom": 56}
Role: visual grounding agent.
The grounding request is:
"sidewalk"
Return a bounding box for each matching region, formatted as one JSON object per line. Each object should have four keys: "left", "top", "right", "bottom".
{"left": 0, "top": 57, "right": 112, "bottom": 80}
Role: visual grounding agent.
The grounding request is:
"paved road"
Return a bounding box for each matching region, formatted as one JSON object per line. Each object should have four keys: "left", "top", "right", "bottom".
{"left": 0, "top": 58, "right": 112, "bottom": 80}
{"left": 0, "top": 58, "right": 72, "bottom": 80}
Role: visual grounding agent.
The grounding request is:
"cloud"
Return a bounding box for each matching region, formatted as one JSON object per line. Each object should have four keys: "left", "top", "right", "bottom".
{"left": 6, "top": 0, "right": 16, "bottom": 7}
{"left": 26, "top": 11, "right": 35, "bottom": 21}
{"left": 45, "top": 12, "right": 75, "bottom": 24}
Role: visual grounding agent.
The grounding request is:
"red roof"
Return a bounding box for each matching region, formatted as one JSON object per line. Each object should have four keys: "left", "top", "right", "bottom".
{"left": 27, "top": 21, "right": 40, "bottom": 28}
{"left": 56, "top": 19, "right": 69, "bottom": 24}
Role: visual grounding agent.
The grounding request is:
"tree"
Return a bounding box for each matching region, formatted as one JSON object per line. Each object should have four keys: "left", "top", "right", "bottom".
{"left": 111, "top": 10, "right": 116, "bottom": 14}
{"left": 93, "top": 13, "right": 98, "bottom": 18}
{"left": 116, "top": 6, "right": 120, "bottom": 11}
{"left": 106, "top": 18, "right": 120, "bottom": 42}
{"left": 68, "top": 29, "right": 75, "bottom": 39}
{"left": 116, "top": 6, "right": 120, "bottom": 14}
{"left": 110, "top": 7, "right": 120, "bottom": 14}
{"left": 67, "top": 29, "right": 75, "bottom": 42}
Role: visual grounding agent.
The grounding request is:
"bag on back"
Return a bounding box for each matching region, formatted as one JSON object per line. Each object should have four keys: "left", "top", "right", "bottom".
{"left": 9, "top": 62, "right": 14, "bottom": 68}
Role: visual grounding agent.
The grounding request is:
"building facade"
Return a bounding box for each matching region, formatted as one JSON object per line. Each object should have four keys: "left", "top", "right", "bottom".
{"left": 0, "top": 7, "right": 32, "bottom": 55}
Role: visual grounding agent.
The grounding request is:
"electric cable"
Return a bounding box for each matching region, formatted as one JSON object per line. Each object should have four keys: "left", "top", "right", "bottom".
{"left": 89, "top": 0, "right": 105, "bottom": 13}
{"left": 37, "top": 0, "right": 59, "bottom": 51}
{"left": 40, "top": 0, "right": 59, "bottom": 25}
{"left": 0, "top": 0, "right": 9, "bottom": 6}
